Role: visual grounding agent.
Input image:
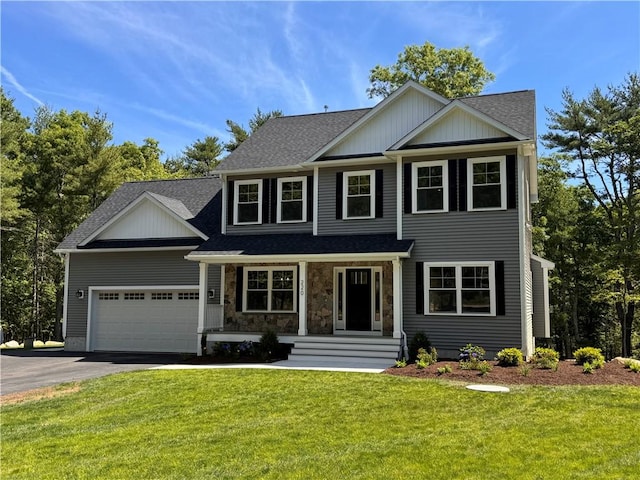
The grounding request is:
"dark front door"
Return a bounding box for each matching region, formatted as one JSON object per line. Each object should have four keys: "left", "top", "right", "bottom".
{"left": 345, "top": 268, "right": 372, "bottom": 331}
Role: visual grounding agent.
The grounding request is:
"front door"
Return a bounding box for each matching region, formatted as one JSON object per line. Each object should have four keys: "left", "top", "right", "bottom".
{"left": 345, "top": 269, "right": 372, "bottom": 331}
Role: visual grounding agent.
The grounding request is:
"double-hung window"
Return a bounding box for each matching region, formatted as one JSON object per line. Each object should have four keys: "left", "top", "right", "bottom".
{"left": 244, "top": 267, "right": 297, "bottom": 312}
{"left": 277, "top": 177, "right": 307, "bottom": 223}
{"left": 412, "top": 161, "right": 448, "bottom": 213}
{"left": 344, "top": 170, "right": 374, "bottom": 219}
{"left": 425, "top": 262, "right": 495, "bottom": 316}
{"left": 468, "top": 156, "right": 506, "bottom": 211}
{"left": 234, "top": 180, "right": 262, "bottom": 224}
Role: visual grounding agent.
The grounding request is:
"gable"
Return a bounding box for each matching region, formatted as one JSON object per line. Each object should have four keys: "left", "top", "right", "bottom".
{"left": 407, "top": 108, "right": 510, "bottom": 146}
{"left": 94, "top": 198, "right": 200, "bottom": 241}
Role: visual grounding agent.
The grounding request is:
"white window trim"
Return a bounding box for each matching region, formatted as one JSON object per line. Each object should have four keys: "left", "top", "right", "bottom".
{"left": 412, "top": 160, "right": 449, "bottom": 214}
{"left": 467, "top": 156, "right": 507, "bottom": 212}
{"left": 234, "top": 179, "right": 262, "bottom": 225}
{"left": 424, "top": 261, "right": 496, "bottom": 316}
{"left": 243, "top": 266, "right": 297, "bottom": 313}
{"left": 343, "top": 170, "right": 375, "bottom": 219}
{"left": 277, "top": 176, "right": 307, "bottom": 224}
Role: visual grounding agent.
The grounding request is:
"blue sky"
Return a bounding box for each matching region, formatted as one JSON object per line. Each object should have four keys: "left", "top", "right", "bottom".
{"left": 2, "top": 1, "right": 638, "bottom": 159}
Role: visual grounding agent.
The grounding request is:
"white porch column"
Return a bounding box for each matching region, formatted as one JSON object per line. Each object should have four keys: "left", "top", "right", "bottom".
{"left": 197, "top": 262, "right": 208, "bottom": 355}
{"left": 392, "top": 259, "right": 403, "bottom": 339}
{"left": 298, "top": 261, "right": 308, "bottom": 336}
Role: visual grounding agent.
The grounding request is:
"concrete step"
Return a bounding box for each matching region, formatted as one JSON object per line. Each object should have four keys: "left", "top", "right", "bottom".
{"left": 290, "top": 342, "right": 399, "bottom": 353}
{"left": 286, "top": 354, "right": 396, "bottom": 368}
{"left": 294, "top": 336, "right": 399, "bottom": 346}
{"left": 290, "top": 347, "right": 397, "bottom": 359}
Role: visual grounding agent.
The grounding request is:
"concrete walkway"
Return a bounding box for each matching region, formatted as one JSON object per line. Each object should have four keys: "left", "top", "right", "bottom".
{"left": 153, "top": 359, "right": 390, "bottom": 374}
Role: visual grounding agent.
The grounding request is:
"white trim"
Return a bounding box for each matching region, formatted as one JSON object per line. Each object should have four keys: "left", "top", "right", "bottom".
{"left": 423, "top": 262, "right": 496, "bottom": 317}
{"left": 79, "top": 192, "right": 207, "bottom": 246}
{"left": 389, "top": 100, "right": 528, "bottom": 151}
{"left": 467, "top": 156, "right": 507, "bottom": 211}
{"left": 517, "top": 157, "right": 532, "bottom": 357}
{"left": 531, "top": 254, "right": 555, "bottom": 269}
{"left": 186, "top": 251, "right": 412, "bottom": 264}
{"left": 343, "top": 169, "right": 375, "bottom": 220}
{"left": 242, "top": 266, "right": 298, "bottom": 313}
{"left": 396, "top": 156, "right": 403, "bottom": 240}
{"left": 313, "top": 166, "right": 319, "bottom": 236}
{"left": 306, "top": 81, "right": 449, "bottom": 163}
{"left": 233, "top": 179, "right": 262, "bottom": 225}
{"left": 392, "top": 259, "right": 402, "bottom": 339}
{"left": 220, "top": 266, "right": 226, "bottom": 306}
{"left": 276, "top": 176, "right": 307, "bottom": 223}
{"left": 384, "top": 140, "right": 531, "bottom": 160}
{"left": 197, "top": 263, "right": 208, "bottom": 336}
{"left": 412, "top": 160, "right": 449, "bottom": 214}
{"left": 86, "top": 284, "right": 199, "bottom": 351}
{"left": 56, "top": 246, "right": 200, "bottom": 254}
{"left": 62, "top": 253, "right": 70, "bottom": 339}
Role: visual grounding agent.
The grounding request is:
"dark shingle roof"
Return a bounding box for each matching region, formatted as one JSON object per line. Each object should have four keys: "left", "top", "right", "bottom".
{"left": 460, "top": 90, "right": 536, "bottom": 139}
{"left": 192, "top": 233, "right": 413, "bottom": 256}
{"left": 215, "top": 109, "right": 370, "bottom": 171}
{"left": 57, "top": 177, "right": 222, "bottom": 250}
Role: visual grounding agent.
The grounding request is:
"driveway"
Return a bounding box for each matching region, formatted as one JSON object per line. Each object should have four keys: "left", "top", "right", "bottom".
{"left": 0, "top": 350, "right": 184, "bottom": 395}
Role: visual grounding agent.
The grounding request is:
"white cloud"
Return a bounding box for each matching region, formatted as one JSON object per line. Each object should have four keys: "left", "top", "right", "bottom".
{"left": 1, "top": 66, "right": 44, "bottom": 106}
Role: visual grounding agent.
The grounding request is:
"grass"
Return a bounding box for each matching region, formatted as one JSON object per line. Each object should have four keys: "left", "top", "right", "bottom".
{"left": 2, "top": 369, "right": 639, "bottom": 479}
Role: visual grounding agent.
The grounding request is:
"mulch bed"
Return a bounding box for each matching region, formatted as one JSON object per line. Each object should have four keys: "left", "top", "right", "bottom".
{"left": 384, "top": 359, "right": 640, "bottom": 386}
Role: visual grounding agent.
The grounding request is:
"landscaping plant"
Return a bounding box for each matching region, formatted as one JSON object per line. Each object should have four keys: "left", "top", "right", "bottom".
{"left": 573, "top": 347, "right": 605, "bottom": 369}
{"left": 531, "top": 347, "right": 560, "bottom": 370}
{"left": 496, "top": 347, "right": 523, "bottom": 367}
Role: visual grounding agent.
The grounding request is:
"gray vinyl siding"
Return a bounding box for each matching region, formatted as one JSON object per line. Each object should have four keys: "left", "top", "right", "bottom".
{"left": 66, "top": 250, "right": 220, "bottom": 338}
{"left": 531, "top": 258, "right": 550, "bottom": 338}
{"left": 317, "top": 162, "right": 396, "bottom": 235}
{"left": 402, "top": 210, "right": 522, "bottom": 355}
{"left": 226, "top": 173, "right": 313, "bottom": 235}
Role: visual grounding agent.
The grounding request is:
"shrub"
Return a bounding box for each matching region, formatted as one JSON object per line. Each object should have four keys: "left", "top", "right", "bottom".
{"left": 459, "top": 344, "right": 485, "bottom": 362}
{"left": 415, "top": 347, "right": 438, "bottom": 369}
{"left": 582, "top": 362, "right": 595, "bottom": 374}
{"left": 531, "top": 347, "right": 559, "bottom": 370}
{"left": 237, "top": 340, "right": 255, "bottom": 357}
{"left": 477, "top": 361, "right": 492, "bottom": 376}
{"left": 409, "top": 332, "right": 431, "bottom": 362}
{"left": 395, "top": 358, "right": 407, "bottom": 368}
{"left": 258, "top": 329, "right": 280, "bottom": 361}
{"left": 496, "top": 348, "right": 523, "bottom": 367}
{"left": 436, "top": 364, "right": 452, "bottom": 375}
{"left": 213, "top": 342, "right": 232, "bottom": 357}
{"left": 573, "top": 347, "right": 605, "bottom": 369}
{"left": 629, "top": 362, "right": 640, "bottom": 373}
{"left": 520, "top": 365, "right": 532, "bottom": 377}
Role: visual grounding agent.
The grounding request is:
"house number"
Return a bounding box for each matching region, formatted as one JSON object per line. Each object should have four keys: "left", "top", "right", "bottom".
{"left": 300, "top": 279, "right": 305, "bottom": 296}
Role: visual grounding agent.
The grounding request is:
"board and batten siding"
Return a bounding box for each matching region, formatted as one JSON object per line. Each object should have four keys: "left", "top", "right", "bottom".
{"left": 409, "top": 108, "right": 507, "bottom": 146}
{"left": 326, "top": 89, "right": 444, "bottom": 157}
{"left": 402, "top": 199, "right": 523, "bottom": 355}
{"left": 65, "top": 250, "right": 220, "bottom": 338}
{"left": 316, "top": 162, "right": 397, "bottom": 235}
{"left": 225, "top": 173, "right": 313, "bottom": 236}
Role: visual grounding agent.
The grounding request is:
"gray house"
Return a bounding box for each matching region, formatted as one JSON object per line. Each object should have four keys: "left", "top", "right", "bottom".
{"left": 56, "top": 81, "right": 554, "bottom": 364}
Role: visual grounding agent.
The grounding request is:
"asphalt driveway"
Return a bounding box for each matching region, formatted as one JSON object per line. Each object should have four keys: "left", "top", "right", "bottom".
{"left": 0, "top": 349, "right": 185, "bottom": 396}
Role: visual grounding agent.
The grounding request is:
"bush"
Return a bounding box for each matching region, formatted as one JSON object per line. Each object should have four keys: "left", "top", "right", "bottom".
{"left": 409, "top": 332, "right": 431, "bottom": 362}
{"left": 477, "top": 361, "right": 492, "bottom": 376}
{"left": 415, "top": 347, "right": 438, "bottom": 369}
{"left": 573, "top": 347, "right": 605, "bottom": 369}
{"left": 629, "top": 362, "right": 640, "bottom": 373}
{"left": 258, "top": 330, "right": 280, "bottom": 361}
{"left": 395, "top": 358, "right": 407, "bottom": 368}
{"left": 582, "top": 362, "right": 595, "bottom": 374}
{"left": 436, "top": 364, "right": 452, "bottom": 375}
{"left": 496, "top": 348, "right": 523, "bottom": 367}
{"left": 531, "top": 347, "right": 559, "bottom": 370}
{"left": 458, "top": 343, "right": 485, "bottom": 362}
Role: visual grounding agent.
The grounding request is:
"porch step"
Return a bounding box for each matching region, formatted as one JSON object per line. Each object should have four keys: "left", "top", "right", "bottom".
{"left": 287, "top": 336, "right": 401, "bottom": 369}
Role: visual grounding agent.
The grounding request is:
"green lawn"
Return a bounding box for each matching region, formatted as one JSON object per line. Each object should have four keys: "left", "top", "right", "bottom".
{"left": 2, "top": 369, "right": 639, "bottom": 479}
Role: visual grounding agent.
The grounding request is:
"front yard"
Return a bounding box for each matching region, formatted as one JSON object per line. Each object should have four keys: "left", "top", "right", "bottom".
{"left": 2, "top": 369, "right": 639, "bottom": 479}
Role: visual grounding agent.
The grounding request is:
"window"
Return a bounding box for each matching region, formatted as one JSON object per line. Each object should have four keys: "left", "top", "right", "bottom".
{"left": 98, "top": 292, "right": 119, "bottom": 301}
{"left": 425, "top": 262, "right": 495, "bottom": 316}
{"left": 412, "top": 161, "right": 448, "bottom": 213}
{"left": 468, "top": 156, "right": 506, "bottom": 211}
{"left": 244, "top": 267, "right": 296, "bottom": 312}
{"left": 234, "top": 180, "right": 262, "bottom": 224}
{"left": 124, "top": 292, "right": 145, "bottom": 300}
{"left": 344, "top": 170, "right": 374, "bottom": 219}
{"left": 277, "top": 177, "right": 307, "bottom": 223}
{"left": 178, "top": 292, "right": 199, "bottom": 300}
{"left": 151, "top": 292, "right": 173, "bottom": 300}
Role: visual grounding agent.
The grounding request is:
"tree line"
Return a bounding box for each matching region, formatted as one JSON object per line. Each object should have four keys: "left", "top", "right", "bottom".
{"left": 1, "top": 43, "right": 637, "bottom": 358}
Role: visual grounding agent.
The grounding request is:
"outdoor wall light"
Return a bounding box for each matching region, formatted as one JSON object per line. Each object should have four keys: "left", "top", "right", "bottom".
{"left": 207, "top": 289, "right": 215, "bottom": 299}
{"left": 76, "top": 289, "right": 85, "bottom": 299}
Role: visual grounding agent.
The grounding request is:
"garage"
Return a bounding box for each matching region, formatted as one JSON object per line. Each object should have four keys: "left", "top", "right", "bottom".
{"left": 90, "top": 288, "right": 199, "bottom": 353}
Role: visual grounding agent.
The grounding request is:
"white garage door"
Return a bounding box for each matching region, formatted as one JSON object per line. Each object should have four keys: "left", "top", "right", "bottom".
{"left": 91, "top": 289, "right": 199, "bottom": 353}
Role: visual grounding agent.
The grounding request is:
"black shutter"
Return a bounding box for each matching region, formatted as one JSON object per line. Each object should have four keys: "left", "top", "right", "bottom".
{"left": 262, "top": 179, "right": 271, "bottom": 224}
{"left": 506, "top": 155, "right": 517, "bottom": 209}
{"left": 495, "top": 261, "right": 505, "bottom": 315}
{"left": 375, "top": 169, "right": 383, "bottom": 218}
{"left": 403, "top": 162, "right": 412, "bottom": 214}
{"left": 448, "top": 159, "right": 458, "bottom": 212}
{"left": 270, "top": 178, "right": 278, "bottom": 223}
{"left": 458, "top": 159, "right": 467, "bottom": 211}
{"left": 416, "top": 262, "right": 424, "bottom": 315}
{"left": 336, "top": 172, "right": 343, "bottom": 219}
{"left": 235, "top": 266, "right": 244, "bottom": 312}
{"left": 227, "top": 180, "right": 235, "bottom": 225}
{"left": 307, "top": 175, "right": 314, "bottom": 221}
